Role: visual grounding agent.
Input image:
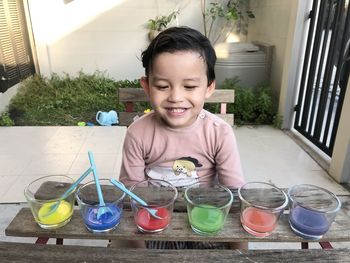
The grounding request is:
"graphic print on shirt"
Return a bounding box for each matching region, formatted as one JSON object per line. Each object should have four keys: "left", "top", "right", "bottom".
{"left": 172, "top": 157, "right": 202, "bottom": 177}
{"left": 146, "top": 156, "right": 203, "bottom": 187}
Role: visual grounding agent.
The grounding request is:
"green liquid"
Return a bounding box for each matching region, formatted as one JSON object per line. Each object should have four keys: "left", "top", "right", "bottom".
{"left": 189, "top": 204, "right": 225, "bottom": 233}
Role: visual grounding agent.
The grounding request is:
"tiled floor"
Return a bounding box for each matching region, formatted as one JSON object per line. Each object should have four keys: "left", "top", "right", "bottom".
{"left": 0, "top": 126, "right": 126, "bottom": 203}
{"left": 0, "top": 125, "right": 349, "bottom": 248}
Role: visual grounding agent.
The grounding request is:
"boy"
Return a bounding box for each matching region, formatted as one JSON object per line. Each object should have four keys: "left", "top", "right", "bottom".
{"left": 119, "top": 26, "right": 245, "bottom": 188}
{"left": 119, "top": 26, "right": 245, "bottom": 249}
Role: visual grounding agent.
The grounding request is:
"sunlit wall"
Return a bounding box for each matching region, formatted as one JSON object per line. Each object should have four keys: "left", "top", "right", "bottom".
{"left": 27, "top": 0, "right": 203, "bottom": 80}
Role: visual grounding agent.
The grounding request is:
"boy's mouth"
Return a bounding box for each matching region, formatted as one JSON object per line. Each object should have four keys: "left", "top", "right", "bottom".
{"left": 165, "top": 107, "right": 188, "bottom": 116}
{"left": 166, "top": 108, "right": 186, "bottom": 113}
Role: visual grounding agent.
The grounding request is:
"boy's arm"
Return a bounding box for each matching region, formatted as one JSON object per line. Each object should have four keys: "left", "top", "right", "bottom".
{"left": 215, "top": 127, "right": 245, "bottom": 188}
{"left": 119, "top": 133, "right": 147, "bottom": 187}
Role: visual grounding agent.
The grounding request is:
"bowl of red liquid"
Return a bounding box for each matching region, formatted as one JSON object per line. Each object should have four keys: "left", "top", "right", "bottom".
{"left": 185, "top": 182, "right": 233, "bottom": 235}
{"left": 238, "top": 182, "right": 288, "bottom": 237}
{"left": 24, "top": 175, "right": 75, "bottom": 229}
{"left": 129, "top": 179, "right": 178, "bottom": 233}
{"left": 288, "top": 184, "right": 341, "bottom": 240}
{"left": 76, "top": 179, "right": 125, "bottom": 233}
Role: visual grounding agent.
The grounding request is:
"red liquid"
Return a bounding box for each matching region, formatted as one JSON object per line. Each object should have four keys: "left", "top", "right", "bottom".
{"left": 241, "top": 207, "right": 277, "bottom": 235}
{"left": 135, "top": 207, "right": 170, "bottom": 231}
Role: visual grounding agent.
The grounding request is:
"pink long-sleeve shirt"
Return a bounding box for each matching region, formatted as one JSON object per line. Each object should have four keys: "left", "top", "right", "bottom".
{"left": 119, "top": 109, "right": 245, "bottom": 188}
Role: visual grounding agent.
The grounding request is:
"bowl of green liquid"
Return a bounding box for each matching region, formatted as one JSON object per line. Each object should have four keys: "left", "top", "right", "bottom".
{"left": 185, "top": 182, "right": 233, "bottom": 235}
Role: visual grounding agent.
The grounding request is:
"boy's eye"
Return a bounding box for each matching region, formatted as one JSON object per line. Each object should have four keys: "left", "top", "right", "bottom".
{"left": 155, "top": 85, "right": 168, "bottom": 90}
{"left": 184, "top": 86, "right": 197, "bottom": 90}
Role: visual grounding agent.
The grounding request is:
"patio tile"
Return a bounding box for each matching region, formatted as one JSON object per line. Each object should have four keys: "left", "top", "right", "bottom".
{"left": 20, "top": 153, "right": 76, "bottom": 176}
{"left": 0, "top": 154, "right": 31, "bottom": 176}
{"left": 68, "top": 153, "right": 117, "bottom": 176}
{"left": 0, "top": 176, "right": 20, "bottom": 198}
{"left": 1, "top": 175, "right": 41, "bottom": 203}
{"left": 234, "top": 126, "right": 349, "bottom": 195}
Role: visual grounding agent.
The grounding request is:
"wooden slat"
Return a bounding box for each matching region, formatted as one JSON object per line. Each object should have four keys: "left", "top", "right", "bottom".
{"left": 118, "top": 87, "right": 148, "bottom": 102}
{"left": 118, "top": 88, "right": 235, "bottom": 103}
{"left": 117, "top": 88, "right": 235, "bottom": 126}
{"left": 0, "top": 242, "right": 349, "bottom": 263}
{"left": 118, "top": 112, "right": 234, "bottom": 126}
{"left": 118, "top": 112, "right": 143, "bottom": 126}
{"left": 6, "top": 201, "right": 350, "bottom": 243}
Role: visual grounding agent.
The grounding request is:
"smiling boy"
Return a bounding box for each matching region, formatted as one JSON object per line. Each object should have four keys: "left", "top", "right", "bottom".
{"left": 117, "top": 26, "right": 246, "bottom": 249}
{"left": 119, "top": 26, "right": 245, "bottom": 189}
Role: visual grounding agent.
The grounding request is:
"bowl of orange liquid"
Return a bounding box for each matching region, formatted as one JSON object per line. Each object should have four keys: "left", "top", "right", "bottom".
{"left": 238, "top": 182, "right": 288, "bottom": 237}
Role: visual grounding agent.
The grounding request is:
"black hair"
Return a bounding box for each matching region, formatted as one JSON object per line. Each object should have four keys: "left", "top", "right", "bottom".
{"left": 141, "top": 26, "right": 216, "bottom": 86}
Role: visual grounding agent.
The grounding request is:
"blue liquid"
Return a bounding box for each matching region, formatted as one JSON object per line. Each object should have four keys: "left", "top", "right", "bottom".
{"left": 289, "top": 206, "right": 329, "bottom": 237}
{"left": 83, "top": 204, "right": 122, "bottom": 232}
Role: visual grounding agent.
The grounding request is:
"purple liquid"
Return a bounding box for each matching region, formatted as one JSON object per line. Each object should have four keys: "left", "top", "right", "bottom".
{"left": 289, "top": 206, "right": 329, "bottom": 236}
{"left": 83, "top": 204, "right": 122, "bottom": 231}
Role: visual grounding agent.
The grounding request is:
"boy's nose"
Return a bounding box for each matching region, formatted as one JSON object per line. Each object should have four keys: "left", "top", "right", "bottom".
{"left": 168, "top": 88, "right": 183, "bottom": 102}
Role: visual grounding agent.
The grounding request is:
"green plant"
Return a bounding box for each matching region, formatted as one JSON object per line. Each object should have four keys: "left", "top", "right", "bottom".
{"left": 147, "top": 10, "right": 179, "bottom": 31}
{"left": 201, "top": 0, "right": 255, "bottom": 43}
{"left": 219, "top": 77, "right": 278, "bottom": 126}
{"left": 8, "top": 71, "right": 140, "bottom": 126}
{"left": 272, "top": 114, "right": 283, "bottom": 129}
{"left": 0, "top": 111, "right": 14, "bottom": 126}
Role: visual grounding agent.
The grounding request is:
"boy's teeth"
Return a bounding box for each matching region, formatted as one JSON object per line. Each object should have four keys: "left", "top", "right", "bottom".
{"left": 170, "top": 108, "right": 185, "bottom": 113}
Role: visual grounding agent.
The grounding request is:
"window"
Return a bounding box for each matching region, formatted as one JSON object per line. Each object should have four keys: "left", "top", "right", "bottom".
{"left": 0, "top": 0, "right": 35, "bottom": 93}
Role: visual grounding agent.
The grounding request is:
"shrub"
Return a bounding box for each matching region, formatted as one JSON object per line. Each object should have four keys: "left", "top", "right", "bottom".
{"left": 218, "top": 77, "right": 280, "bottom": 126}
{"left": 0, "top": 111, "right": 14, "bottom": 126}
{"left": 6, "top": 72, "right": 282, "bottom": 127}
{"left": 8, "top": 71, "right": 139, "bottom": 126}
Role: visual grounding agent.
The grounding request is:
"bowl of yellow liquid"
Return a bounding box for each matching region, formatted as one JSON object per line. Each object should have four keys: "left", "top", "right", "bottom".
{"left": 24, "top": 175, "right": 75, "bottom": 229}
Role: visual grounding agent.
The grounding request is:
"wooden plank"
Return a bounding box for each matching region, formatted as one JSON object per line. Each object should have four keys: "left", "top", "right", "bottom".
{"left": 0, "top": 242, "right": 349, "bottom": 262}
{"left": 6, "top": 204, "right": 350, "bottom": 243}
{"left": 118, "top": 112, "right": 234, "bottom": 126}
{"left": 118, "top": 87, "right": 148, "bottom": 102}
{"left": 118, "top": 112, "right": 143, "bottom": 126}
{"left": 8, "top": 185, "right": 349, "bottom": 243}
{"left": 117, "top": 87, "right": 235, "bottom": 126}
{"left": 118, "top": 88, "right": 235, "bottom": 103}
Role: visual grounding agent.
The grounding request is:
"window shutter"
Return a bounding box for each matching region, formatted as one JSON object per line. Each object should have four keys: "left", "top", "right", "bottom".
{"left": 0, "top": 0, "right": 35, "bottom": 93}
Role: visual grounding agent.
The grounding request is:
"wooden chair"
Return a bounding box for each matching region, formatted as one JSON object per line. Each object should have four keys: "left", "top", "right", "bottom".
{"left": 117, "top": 87, "right": 235, "bottom": 126}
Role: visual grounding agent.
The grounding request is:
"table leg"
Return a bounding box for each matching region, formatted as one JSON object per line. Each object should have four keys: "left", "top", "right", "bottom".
{"left": 35, "top": 237, "right": 63, "bottom": 245}
{"left": 35, "top": 237, "right": 49, "bottom": 244}
{"left": 301, "top": 242, "right": 309, "bottom": 249}
{"left": 319, "top": 242, "right": 333, "bottom": 249}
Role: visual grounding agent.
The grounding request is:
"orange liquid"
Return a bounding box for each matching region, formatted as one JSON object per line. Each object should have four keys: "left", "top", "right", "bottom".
{"left": 241, "top": 207, "right": 277, "bottom": 233}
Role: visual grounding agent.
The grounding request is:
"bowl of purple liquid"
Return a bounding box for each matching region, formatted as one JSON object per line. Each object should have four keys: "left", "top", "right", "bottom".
{"left": 76, "top": 179, "right": 125, "bottom": 233}
{"left": 287, "top": 184, "right": 341, "bottom": 240}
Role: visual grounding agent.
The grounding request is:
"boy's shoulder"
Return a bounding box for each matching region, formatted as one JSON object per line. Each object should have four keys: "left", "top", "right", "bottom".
{"left": 127, "top": 111, "right": 156, "bottom": 132}
{"left": 126, "top": 109, "right": 232, "bottom": 135}
{"left": 200, "top": 110, "right": 232, "bottom": 130}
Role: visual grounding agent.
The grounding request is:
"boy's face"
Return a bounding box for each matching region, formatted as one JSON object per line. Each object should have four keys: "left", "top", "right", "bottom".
{"left": 141, "top": 51, "right": 215, "bottom": 129}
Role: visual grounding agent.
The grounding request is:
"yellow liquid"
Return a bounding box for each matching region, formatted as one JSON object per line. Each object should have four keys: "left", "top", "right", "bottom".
{"left": 38, "top": 200, "right": 73, "bottom": 225}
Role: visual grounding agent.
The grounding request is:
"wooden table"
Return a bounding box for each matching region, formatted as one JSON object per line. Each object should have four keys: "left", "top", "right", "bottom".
{"left": 0, "top": 241, "right": 349, "bottom": 263}
{"left": 6, "top": 189, "right": 350, "bottom": 246}
{"left": 5, "top": 187, "right": 350, "bottom": 262}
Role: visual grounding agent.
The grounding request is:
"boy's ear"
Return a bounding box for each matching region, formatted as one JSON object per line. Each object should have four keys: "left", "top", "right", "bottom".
{"left": 140, "top": 77, "right": 150, "bottom": 96}
{"left": 205, "top": 80, "right": 216, "bottom": 99}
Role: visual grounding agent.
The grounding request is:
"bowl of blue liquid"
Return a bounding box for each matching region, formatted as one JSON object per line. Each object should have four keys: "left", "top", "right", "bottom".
{"left": 76, "top": 179, "right": 125, "bottom": 233}
{"left": 288, "top": 184, "right": 341, "bottom": 240}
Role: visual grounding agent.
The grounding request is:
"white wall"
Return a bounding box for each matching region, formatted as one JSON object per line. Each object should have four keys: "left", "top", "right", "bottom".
{"left": 0, "top": 84, "right": 20, "bottom": 112}
{"left": 329, "top": 80, "right": 350, "bottom": 183}
{"left": 247, "top": 0, "right": 292, "bottom": 99}
{"left": 27, "top": 0, "right": 203, "bottom": 80}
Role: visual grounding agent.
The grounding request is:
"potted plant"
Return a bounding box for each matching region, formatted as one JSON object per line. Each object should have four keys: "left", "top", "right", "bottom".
{"left": 201, "top": 0, "right": 255, "bottom": 44}
{"left": 146, "top": 10, "right": 179, "bottom": 40}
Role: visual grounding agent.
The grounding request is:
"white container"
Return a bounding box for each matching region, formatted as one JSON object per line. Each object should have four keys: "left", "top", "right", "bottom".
{"left": 215, "top": 42, "right": 270, "bottom": 88}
